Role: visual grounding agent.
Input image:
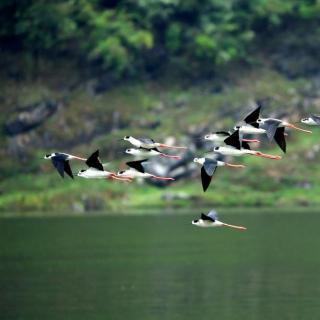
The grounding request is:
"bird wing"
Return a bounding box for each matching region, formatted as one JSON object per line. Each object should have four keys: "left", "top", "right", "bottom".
{"left": 241, "top": 141, "right": 251, "bottom": 150}
{"left": 201, "top": 164, "right": 217, "bottom": 192}
{"left": 64, "top": 161, "right": 74, "bottom": 179}
{"left": 274, "top": 127, "right": 286, "bottom": 153}
{"left": 126, "top": 159, "right": 148, "bottom": 173}
{"left": 86, "top": 150, "right": 104, "bottom": 171}
{"left": 224, "top": 130, "right": 241, "bottom": 150}
{"left": 201, "top": 213, "right": 215, "bottom": 222}
{"left": 138, "top": 137, "right": 155, "bottom": 145}
{"left": 244, "top": 106, "right": 261, "bottom": 124}
{"left": 311, "top": 115, "right": 320, "bottom": 124}
{"left": 207, "top": 209, "right": 218, "bottom": 220}
{"left": 51, "top": 158, "right": 65, "bottom": 178}
{"left": 262, "top": 120, "right": 280, "bottom": 141}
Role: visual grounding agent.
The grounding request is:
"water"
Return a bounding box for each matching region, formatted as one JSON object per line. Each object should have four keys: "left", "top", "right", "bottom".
{"left": 1, "top": 211, "right": 320, "bottom": 320}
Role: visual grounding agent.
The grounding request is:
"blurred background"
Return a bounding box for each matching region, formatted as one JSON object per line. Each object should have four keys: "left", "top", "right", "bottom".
{"left": 2, "top": 1, "right": 320, "bottom": 320}
{"left": 1, "top": 0, "right": 320, "bottom": 215}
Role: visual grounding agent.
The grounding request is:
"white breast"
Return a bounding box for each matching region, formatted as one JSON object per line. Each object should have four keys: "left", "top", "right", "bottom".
{"left": 240, "top": 125, "right": 266, "bottom": 134}
{"left": 216, "top": 146, "right": 248, "bottom": 156}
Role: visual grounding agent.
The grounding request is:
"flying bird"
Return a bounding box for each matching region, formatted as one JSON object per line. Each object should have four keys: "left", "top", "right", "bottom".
{"left": 123, "top": 136, "right": 187, "bottom": 150}
{"left": 77, "top": 168, "right": 132, "bottom": 182}
{"left": 214, "top": 130, "right": 282, "bottom": 160}
{"left": 192, "top": 209, "right": 247, "bottom": 230}
{"left": 117, "top": 159, "right": 175, "bottom": 181}
{"left": 301, "top": 115, "right": 320, "bottom": 126}
{"left": 204, "top": 131, "right": 259, "bottom": 143}
{"left": 44, "top": 152, "right": 86, "bottom": 179}
{"left": 125, "top": 148, "right": 181, "bottom": 159}
{"left": 193, "top": 157, "right": 245, "bottom": 192}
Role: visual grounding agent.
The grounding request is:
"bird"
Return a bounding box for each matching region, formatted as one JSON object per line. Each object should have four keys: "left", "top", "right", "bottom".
{"left": 77, "top": 150, "right": 132, "bottom": 182}
{"left": 192, "top": 209, "right": 247, "bottom": 230}
{"left": 122, "top": 136, "right": 187, "bottom": 150}
{"left": 214, "top": 130, "right": 282, "bottom": 160}
{"left": 193, "top": 157, "right": 245, "bottom": 192}
{"left": 204, "top": 131, "right": 260, "bottom": 144}
{"left": 44, "top": 152, "right": 86, "bottom": 179}
{"left": 301, "top": 115, "right": 320, "bottom": 126}
{"left": 117, "top": 159, "right": 175, "bottom": 181}
{"left": 235, "top": 106, "right": 287, "bottom": 152}
{"left": 125, "top": 148, "right": 181, "bottom": 159}
{"left": 77, "top": 168, "right": 132, "bottom": 182}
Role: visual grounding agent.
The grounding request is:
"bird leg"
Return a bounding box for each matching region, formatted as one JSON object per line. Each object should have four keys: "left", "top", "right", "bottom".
{"left": 253, "top": 152, "right": 282, "bottom": 160}
{"left": 71, "top": 155, "right": 86, "bottom": 161}
{"left": 151, "top": 175, "right": 175, "bottom": 181}
{"left": 109, "top": 174, "right": 133, "bottom": 182}
{"left": 159, "top": 153, "right": 181, "bottom": 160}
{"left": 286, "top": 123, "right": 312, "bottom": 133}
{"left": 158, "top": 143, "right": 187, "bottom": 150}
{"left": 242, "top": 139, "right": 260, "bottom": 143}
{"left": 225, "top": 163, "right": 246, "bottom": 168}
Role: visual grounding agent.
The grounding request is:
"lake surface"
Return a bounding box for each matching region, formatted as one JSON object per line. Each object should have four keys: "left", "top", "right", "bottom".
{"left": 1, "top": 210, "right": 320, "bottom": 320}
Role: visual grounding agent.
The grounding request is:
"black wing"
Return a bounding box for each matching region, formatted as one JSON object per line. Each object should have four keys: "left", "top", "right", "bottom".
{"left": 86, "top": 150, "right": 104, "bottom": 171}
{"left": 64, "top": 161, "right": 74, "bottom": 179}
{"left": 201, "top": 165, "right": 217, "bottom": 192}
{"left": 241, "top": 141, "right": 251, "bottom": 150}
{"left": 126, "top": 159, "right": 148, "bottom": 173}
{"left": 263, "top": 121, "right": 280, "bottom": 141}
{"left": 224, "top": 130, "right": 241, "bottom": 150}
{"left": 274, "top": 127, "right": 286, "bottom": 153}
{"left": 201, "top": 213, "right": 215, "bottom": 222}
{"left": 51, "top": 158, "right": 65, "bottom": 178}
{"left": 244, "top": 106, "right": 261, "bottom": 124}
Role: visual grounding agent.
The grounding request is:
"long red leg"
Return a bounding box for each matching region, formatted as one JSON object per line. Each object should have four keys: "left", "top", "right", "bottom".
{"left": 254, "top": 152, "right": 282, "bottom": 160}
{"left": 158, "top": 143, "right": 187, "bottom": 150}
{"left": 223, "top": 223, "right": 247, "bottom": 231}
{"left": 287, "top": 123, "right": 312, "bottom": 133}
{"left": 160, "top": 153, "right": 181, "bottom": 160}
{"left": 151, "top": 175, "right": 175, "bottom": 181}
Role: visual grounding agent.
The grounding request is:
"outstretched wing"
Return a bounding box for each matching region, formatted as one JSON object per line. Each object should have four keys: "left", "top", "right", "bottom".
{"left": 51, "top": 158, "right": 65, "bottom": 178}
{"left": 64, "top": 161, "right": 74, "bottom": 179}
{"left": 244, "top": 106, "right": 261, "bottom": 124}
{"left": 201, "top": 212, "right": 215, "bottom": 222}
{"left": 207, "top": 209, "right": 218, "bottom": 220}
{"left": 263, "top": 120, "right": 280, "bottom": 141}
{"left": 241, "top": 141, "right": 251, "bottom": 150}
{"left": 224, "top": 130, "right": 241, "bottom": 150}
{"left": 126, "top": 159, "right": 148, "bottom": 173}
{"left": 274, "top": 127, "right": 286, "bottom": 153}
{"left": 86, "top": 150, "right": 104, "bottom": 171}
{"left": 311, "top": 115, "right": 320, "bottom": 124}
{"left": 201, "top": 161, "right": 217, "bottom": 192}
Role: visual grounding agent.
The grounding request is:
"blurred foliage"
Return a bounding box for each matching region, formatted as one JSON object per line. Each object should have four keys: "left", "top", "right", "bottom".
{"left": 1, "top": 0, "right": 319, "bottom": 77}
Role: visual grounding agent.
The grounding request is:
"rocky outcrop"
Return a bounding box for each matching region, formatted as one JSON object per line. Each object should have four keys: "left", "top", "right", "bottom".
{"left": 4, "top": 99, "right": 59, "bottom": 136}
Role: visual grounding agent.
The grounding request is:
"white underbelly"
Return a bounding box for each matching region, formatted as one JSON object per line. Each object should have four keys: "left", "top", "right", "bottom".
{"left": 217, "top": 146, "right": 247, "bottom": 156}
{"left": 240, "top": 126, "right": 265, "bottom": 134}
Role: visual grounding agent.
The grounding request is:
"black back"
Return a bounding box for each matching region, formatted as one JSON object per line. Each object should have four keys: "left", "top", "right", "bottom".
{"left": 274, "top": 127, "right": 286, "bottom": 153}
{"left": 224, "top": 130, "right": 241, "bottom": 150}
{"left": 244, "top": 106, "right": 261, "bottom": 124}
{"left": 126, "top": 159, "right": 148, "bottom": 173}
{"left": 86, "top": 150, "right": 104, "bottom": 171}
{"left": 201, "top": 213, "right": 215, "bottom": 222}
{"left": 51, "top": 158, "right": 73, "bottom": 179}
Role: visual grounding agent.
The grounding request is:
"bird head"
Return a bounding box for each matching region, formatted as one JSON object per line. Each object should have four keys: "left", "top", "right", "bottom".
{"left": 204, "top": 134, "right": 214, "bottom": 140}
{"left": 125, "top": 148, "right": 138, "bottom": 155}
{"left": 77, "top": 169, "right": 86, "bottom": 177}
{"left": 214, "top": 146, "right": 220, "bottom": 152}
{"left": 123, "top": 136, "right": 131, "bottom": 141}
{"left": 117, "top": 170, "right": 126, "bottom": 176}
{"left": 234, "top": 125, "right": 241, "bottom": 130}
{"left": 192, "top": 219, "right": 200, "bottom": 226}
{"left": 44, "top": 153, "right": 55, "bottom": 159}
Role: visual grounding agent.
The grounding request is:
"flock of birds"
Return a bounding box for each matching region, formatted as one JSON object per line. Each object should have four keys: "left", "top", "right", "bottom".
{"left": 44, "top": 106, "right": 318, "bottom": 231}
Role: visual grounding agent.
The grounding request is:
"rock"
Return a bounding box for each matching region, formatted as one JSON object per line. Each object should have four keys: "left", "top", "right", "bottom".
{"left": 4, "top": 99, "right": 59, "bottom": 136}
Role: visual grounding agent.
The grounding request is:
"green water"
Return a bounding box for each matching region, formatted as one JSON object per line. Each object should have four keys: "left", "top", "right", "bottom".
{"left": 1, "top": 211, "right": 320, "bottom": 320}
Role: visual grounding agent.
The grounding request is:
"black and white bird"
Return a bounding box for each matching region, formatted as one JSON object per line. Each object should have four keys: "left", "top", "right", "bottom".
{"left": 235, "top": 106, "right": 288, "bottom": 152}
{"left": 204, "top": 131, "right": 259, "bottom": 144}
{"left": 123, "top": 136, "right": 187, "bottom": 150}
{"left": 77, "top": 150, "right": 132, "bottom": 182}
{"left": 44, "top": 152, "right": 85, "bottom": 179}
{"left": 44, "top": 150, "right": 104, "bottom": 179}
{"left": 117, "top": 159, "right": 175, "bottom": 181}
{"left": 301, "top": 115, "right": 320, "bottom": 126}
{"left": 193, "top": 157, "right": 245, "bottom": 192}
{"left": 125, "top": 148, "right": 181, "bottom": 159}
{"left": 192, "top": 209, "right": 247, "bottom": 230}
{"left": 213, "top": 130, "right": 282, "bottom": 160}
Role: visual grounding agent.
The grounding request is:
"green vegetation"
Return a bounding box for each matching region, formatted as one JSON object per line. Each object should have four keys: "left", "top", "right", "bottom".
{"left": 1, "top": 0, "right": 320, "bottom": 77}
